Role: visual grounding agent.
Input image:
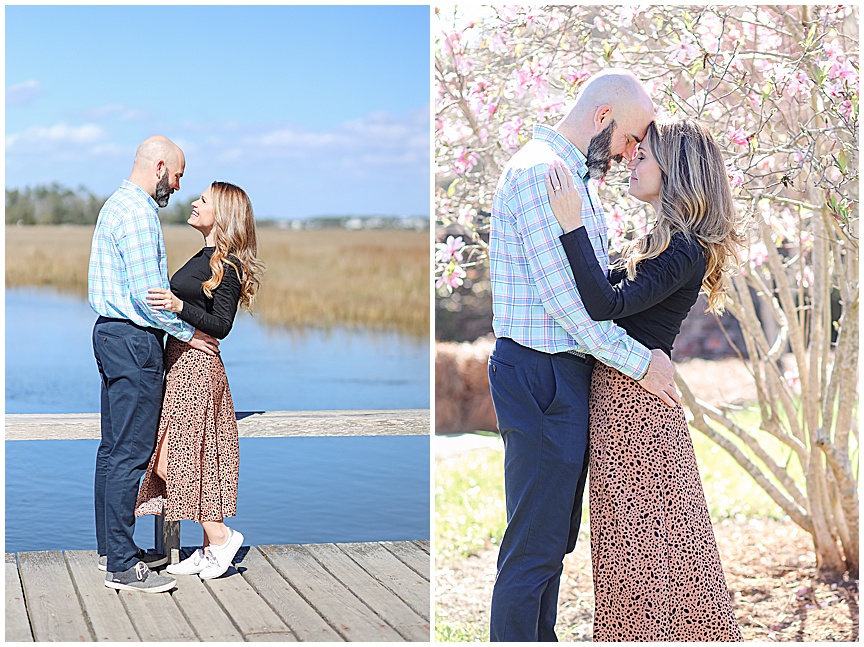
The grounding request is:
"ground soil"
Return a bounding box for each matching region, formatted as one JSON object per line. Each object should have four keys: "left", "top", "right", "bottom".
{"left": 436, "top": 357, "right": 859, "bottom": 641}
{"left": 436, "top": 517, "right": 859, "bottom": 641}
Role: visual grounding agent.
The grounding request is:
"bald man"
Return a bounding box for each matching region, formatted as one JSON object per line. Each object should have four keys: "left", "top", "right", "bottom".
{"left": 487, "top": 69, "right": 678, "bottom": 640}
{"left": 88, "top": 136, "right": 220, "bottom": 593}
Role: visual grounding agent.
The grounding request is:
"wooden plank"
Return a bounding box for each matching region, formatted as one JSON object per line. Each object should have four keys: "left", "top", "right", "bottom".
{"left": 412, "top": 539, "right": 430, "bottom": 553}
{"left": 239, "top": 547, "right": 343, "bottom": 642}
{"left": 5, "top": 554, "right": 33, "bottom": 642}
{"left": 260, "top": 544, "right": 404, "bottom": 642}
{"left": 339, "top": 543, "right": 430, "bottom": 620}
{"left": 169, "top": 565, "right": 244, "bottom": 642}
{"left": 202, "top": 565, "right": 295, "bottom": 640}
{"left": 17, "top": 550, "right": 91, "bottom": 641}
{"left": 5, "top": 409, "right": 430, "bottom": 440}
{"left": 304, "top": 543, "right": 429, "bottom": 641}
{"left": 118, "top": 584, "right": 196, "bottom": 641}
{"left": 382, "top": 541, "right": 431, "bottom": 581}
{"left": 64, "top": 550, "right": 138, "bottom": 641}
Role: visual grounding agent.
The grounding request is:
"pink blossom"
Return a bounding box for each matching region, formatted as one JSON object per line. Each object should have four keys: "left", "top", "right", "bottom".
{"left": 828, "top": 57, "right": 858, "bottom": 85}
{"left": 498, "top": 6, "right": 520, "bottom": 23}
{"left": 728, "top": 168, "right": 744, "bottom": 189}
{"left": 499, "top": 117, "right": 524, "bottom": 151}
{"left": 837, "top": 58, "right": 858, "bottom": 85}
{"left": 452, "top": 149, "right": 479, "bottom": 176}
{"left": 823, "top": 38, "right": 843, "bottom": 61}
{"left": 616, "top": 5, "right": 640, "bottom": 29}
{"left": 666, "top": 36, "right": 700, "bottom": 65}
{"left": 564, "top": 69, "right": 591, "bottom": 87}
{"left": 748, "top": 241, "right": 769, "bottom": 267}
{"left": 435, "top": 235, "right": 466, "bottom": 264}
{"left": 488, "top": 31, "right": 508, "bottom": 54}
{"left": 456, "top": 205, "right": 474, "bottom": 227}
{"left": 436, "top": 263, "right": 467, "bottom": 292}
{"left": 728, "top": 127, "right": 750, "bottom": 146}
{"left": 840, "top": 99, "right": 855, "bottom": 119}
{"left": 785, "top": 70, "right": 814, "bottom": 99}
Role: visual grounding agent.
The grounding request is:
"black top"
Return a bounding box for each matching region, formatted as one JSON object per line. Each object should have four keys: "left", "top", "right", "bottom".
{"left": 171, "top": 247, "right": 242, "bottom": 339}
{"left": 560, "top": 227, "right": 705, "bottom": 357}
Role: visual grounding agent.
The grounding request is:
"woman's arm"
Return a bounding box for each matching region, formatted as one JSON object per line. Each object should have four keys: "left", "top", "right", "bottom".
{"left": 175, "top": 263, "right": 242, "bottom": 339}
{"left": 559, "top": 227, "right": 703, "bottom": 320}
{"left": 148, "top": 259, "right": 241, "bottom": 339}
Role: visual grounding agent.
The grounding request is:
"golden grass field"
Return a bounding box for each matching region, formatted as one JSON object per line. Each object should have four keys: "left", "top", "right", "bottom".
{"left": 5, "top": 225, "right": 430, "bottom": 336}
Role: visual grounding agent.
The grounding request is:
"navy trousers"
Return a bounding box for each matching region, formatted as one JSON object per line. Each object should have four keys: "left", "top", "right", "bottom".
{"left": 92, "top": 317, "right": 165, "bottom": 573}
{"left": 488, "top": 337, "right": 594, "bottom": 642}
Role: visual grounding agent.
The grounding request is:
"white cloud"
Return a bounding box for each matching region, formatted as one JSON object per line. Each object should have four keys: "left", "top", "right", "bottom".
{"left": 6, "top": 80, "right": 42, "bottom": 107}
{"left": 236, "top": 107, "right": 429, "bottom": 166}
{"left": 6, "top": 123, "right": 108, "bottom": 150}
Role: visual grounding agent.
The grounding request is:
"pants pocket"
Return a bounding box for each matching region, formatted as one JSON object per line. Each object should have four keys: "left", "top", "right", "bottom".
{"left": 531, "top": 354, "right": 560, "bottom": 415}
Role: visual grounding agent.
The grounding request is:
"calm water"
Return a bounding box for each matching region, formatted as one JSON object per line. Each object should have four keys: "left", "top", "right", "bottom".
{"left": 5, "top": 288, "right": 430, "bottom": 550}
{"left": 6, "top": 436, "right": 429, "bottom": 553}
{"left": 6, "top": 288, "right": 428, "bottom": 413}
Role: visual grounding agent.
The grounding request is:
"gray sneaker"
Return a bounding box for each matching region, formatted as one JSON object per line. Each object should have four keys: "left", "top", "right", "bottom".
{"left": 105, "top": 561, "right": 176, "bottom": 593}
{"left": 98, "top": 549, "right": 168, "bottom": 572}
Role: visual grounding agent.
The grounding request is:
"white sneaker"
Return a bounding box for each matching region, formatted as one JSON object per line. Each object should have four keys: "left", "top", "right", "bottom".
{"left": 199, "top": 528, "right": 244, "bottom": 580}
{"left": 166, "top": 548, "right": 207, "bottom": 575}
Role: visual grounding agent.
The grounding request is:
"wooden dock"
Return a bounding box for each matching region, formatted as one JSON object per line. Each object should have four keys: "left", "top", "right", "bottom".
{"left": 4, "top": 409, "right": 430, "bottom": 441}
{"left": 6, "top": 540, "right": 430, "bottom": 642}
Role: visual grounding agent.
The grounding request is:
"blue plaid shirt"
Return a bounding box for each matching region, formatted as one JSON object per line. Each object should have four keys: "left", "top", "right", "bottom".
{"left": 490, "top": 125, "right": 651, "bottom": 380}
{"left": 88, "top": 180, "right": 194, "bottom": 341}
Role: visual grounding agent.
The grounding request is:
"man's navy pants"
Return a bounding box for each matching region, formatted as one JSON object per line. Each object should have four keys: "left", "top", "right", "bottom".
{"left": 488, "top": 337, "right": 594, "bottom": 642}
{"left": 92, "top": 317, "right": 164, "bottom": 574}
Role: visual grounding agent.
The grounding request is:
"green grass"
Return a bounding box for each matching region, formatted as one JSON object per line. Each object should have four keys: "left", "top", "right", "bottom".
{"left": 435, "top": 414, "right": 801, "bottom": 568}
{"left": 434, "top": 621, "right": 488, "bottom": 643}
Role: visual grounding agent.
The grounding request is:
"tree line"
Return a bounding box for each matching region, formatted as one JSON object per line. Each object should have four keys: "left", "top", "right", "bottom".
{"left": 6, "top": 184, "right": 193, "bottom": 226}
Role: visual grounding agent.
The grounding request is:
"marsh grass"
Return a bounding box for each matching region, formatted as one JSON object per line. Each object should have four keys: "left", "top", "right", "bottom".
{"left": 5, "top": 225, "right": 430, "bottom": 336}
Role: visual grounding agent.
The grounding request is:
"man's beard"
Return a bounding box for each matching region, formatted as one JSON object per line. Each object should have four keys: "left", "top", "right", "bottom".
{"left": 585, "top": 120, "right": 623, "bottom": 180}
{"left": 154, "top": 171, "right": 172, "bottom": 207}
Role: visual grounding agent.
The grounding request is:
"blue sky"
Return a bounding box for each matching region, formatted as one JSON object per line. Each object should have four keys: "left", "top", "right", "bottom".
{"left": 6, "top": 5, "right": 430, "bottom": 219}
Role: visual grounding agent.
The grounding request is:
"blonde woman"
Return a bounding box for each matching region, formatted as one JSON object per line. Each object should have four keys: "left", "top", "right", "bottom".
{"left": 545, "top": 119, "right": 744, "bottom": 640}
{"left": 136, "top": 181, "right": 264, "bottom": 580}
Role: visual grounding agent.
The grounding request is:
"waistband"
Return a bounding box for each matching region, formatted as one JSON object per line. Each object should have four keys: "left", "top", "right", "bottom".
{"left": 95, "top": 316, "right": 164, "bottom": 338}
{"left": 496, "top": 337, "right": 596, "bottom": 366}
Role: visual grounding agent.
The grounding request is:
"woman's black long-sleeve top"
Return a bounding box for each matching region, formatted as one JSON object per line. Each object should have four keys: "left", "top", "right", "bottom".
{"left": 171, "top": 247, "right": 242, "bottom": 339}
{"left": 560, "top": 226, "right": 705, "bottom": 357}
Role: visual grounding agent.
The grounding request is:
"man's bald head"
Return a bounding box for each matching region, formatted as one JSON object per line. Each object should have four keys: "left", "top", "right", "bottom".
{"left": 128, "top": 135, "right": 186, "bottom": 207}
{"left": 133, "top": 135, "right": 184, "bottom": 172}
{"left": 556, "top": 68, "right": 655, "bottom": 166}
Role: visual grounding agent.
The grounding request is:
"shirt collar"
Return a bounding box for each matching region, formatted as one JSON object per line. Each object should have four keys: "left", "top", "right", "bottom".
{"left": 120, "top": 179, "right": 159, "bottom": 212}
{"left": 532, "top": 124, "right": 590, "bottom": 183}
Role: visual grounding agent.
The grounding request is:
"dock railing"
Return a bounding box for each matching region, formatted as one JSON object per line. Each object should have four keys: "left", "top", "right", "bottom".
{"left": 6, "top": 409, "right": 430, "bottom": 563}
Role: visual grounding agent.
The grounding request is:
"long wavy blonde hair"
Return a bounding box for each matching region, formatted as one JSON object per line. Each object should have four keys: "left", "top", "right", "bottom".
{"left": 201, "top": 181, "right": 265, "bottom": 312}
{"left": 614, "top": 119, "right": 745, "bottom": 314}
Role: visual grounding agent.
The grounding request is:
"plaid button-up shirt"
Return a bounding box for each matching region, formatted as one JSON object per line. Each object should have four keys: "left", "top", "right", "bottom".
{"left": 88, "top": 180, "right": 194, "bottom": 341}
{"left": 489, "top": 125, "right": 651, "bottom": 380}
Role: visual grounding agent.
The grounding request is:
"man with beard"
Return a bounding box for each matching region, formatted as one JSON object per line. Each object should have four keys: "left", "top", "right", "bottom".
{"left": 487, "top": 69, "right": 679, "bottom": 640}
{"left": 88, "top": 135, "right": 220, "bottom": 593}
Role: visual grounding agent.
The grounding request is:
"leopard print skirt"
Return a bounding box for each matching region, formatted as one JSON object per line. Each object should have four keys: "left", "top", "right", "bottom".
{"left": 588, "top": 362, "right": 742, "bottom": 641}
{"left": 135, "top": 336, "right": 239, "bottom": 523}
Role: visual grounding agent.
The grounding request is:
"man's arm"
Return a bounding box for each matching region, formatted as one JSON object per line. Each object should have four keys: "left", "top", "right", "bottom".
{"left": 116, "top": 214, "right": 194, "bottom": 341}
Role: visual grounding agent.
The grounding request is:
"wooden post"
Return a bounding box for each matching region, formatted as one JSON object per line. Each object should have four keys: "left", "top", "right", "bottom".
{"left": 154, "top": 513, "right": 181, "bottom": 564}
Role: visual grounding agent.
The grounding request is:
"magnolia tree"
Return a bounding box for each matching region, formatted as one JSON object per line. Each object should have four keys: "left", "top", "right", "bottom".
{"left": 435, "top": 5, "right": 859, "bottom": 575}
